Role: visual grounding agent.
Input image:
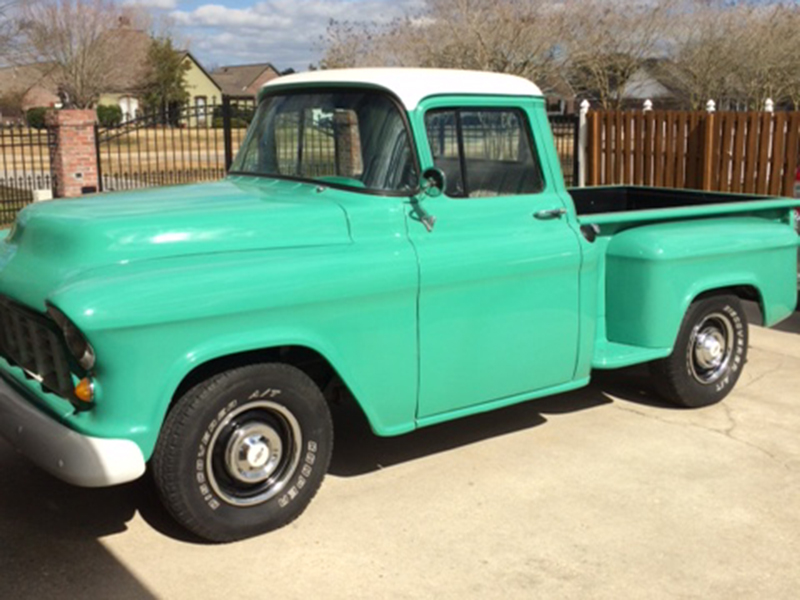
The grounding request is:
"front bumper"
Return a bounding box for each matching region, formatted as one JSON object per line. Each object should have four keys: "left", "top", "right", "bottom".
{"left": 0, "top": 376, "right": 146, "bottom": 487}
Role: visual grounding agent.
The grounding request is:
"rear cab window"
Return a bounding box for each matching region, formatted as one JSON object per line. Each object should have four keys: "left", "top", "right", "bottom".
{"left": 424, "top": 107, "right": 544, "bottom": 198}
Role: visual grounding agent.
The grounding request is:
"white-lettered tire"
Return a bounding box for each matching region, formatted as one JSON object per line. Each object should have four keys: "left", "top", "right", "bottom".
{"left": 152, "top": 363, "right": 333, "bottom": 542}
{"left": 650, "top": 295, "right": 748, "bottom": 408}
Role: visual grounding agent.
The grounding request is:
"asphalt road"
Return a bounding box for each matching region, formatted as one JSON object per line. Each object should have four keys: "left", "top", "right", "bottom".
{"left": 1, "top": 307, "right": 799, "bottom": 599}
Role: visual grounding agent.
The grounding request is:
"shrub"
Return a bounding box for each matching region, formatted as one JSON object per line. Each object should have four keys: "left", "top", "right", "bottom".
{"left": 0, "top": 92, "right": 24, "bottom": 121}
{"left": 97, "top": 104, "right": 123, "bottom": 127}
{"left": 211, "top": 104, "right": 255, "bottom": 125}
{"left": 26, "top": 107, "right": 48, "bottom": 129}
{"left": 212, "top": 116, "right": 249, "bottom": 129}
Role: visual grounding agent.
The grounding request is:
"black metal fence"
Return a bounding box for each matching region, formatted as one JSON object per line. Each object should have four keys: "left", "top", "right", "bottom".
{"left": 97, "top": 102, "right": 580, "bottom": 193}
{"left": 0, "top": 103, "right": 580, "bottom": 225}
{"left": 548, "top": 114, "right": 580, "bottom": 186}
{"left": 0, "top": 124, "right": 55, "bottom": 224}
{"left": 96, "top": 95, "right": 256, "bottom": 192}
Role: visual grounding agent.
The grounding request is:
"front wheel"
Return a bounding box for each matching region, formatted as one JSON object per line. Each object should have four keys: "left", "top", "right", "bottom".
{"left": 152, "top": 363, "right": 333, "bottom": 542}
{"left": 650, "top": 295, "right": 748, "bottom": 408}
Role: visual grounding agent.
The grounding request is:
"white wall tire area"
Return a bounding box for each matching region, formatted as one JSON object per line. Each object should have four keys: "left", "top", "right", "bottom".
{"left": 152, "top": 363, "right": 333, "bottom": 542}
{"left": 650, "top": 295, "right": 748, "bottom": 408}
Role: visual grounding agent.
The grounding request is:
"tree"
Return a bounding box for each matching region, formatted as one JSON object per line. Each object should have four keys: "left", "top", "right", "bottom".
{"left": 663, "top": 3, "right": 745, "bottom": 109}
{"left": 141, "top": 37, "right": 190, "bottom": 123}
{"left": 729, "top": 4, "right": 800, "bottom": 110}
{"left": 320, "top": 0, "right": 800, "bottom": 111}
{"left": 320, "top": 0, "right": 568, "bottom": 95}
{"left": 17, "top": 0, "right": 146, "bottom": 108}
{"left": 0, "top": 0, "right": 23, "bottom": 63}
{"left": 319, "top": 19, "right": 375, "bottom": 70}
{"left": 561, "top": 0, "right": 674, "bottom": 109}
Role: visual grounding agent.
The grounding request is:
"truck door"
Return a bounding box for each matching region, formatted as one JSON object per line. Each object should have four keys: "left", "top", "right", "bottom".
{"left": 407, "top": 102, "right": 582, "bottom": 420}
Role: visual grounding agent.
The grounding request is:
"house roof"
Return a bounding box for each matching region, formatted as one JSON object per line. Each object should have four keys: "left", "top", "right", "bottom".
{"left": 0, "top": 63, "right": 59, "bottom": 97}
{"left": 212, "top": 63, "right": 279, "bottom": 96}
{"left": 260, "top": 68, "right": 544, "bottom": 109}
{"left": 101, "top": 26, "right": 152, "bottom": 94}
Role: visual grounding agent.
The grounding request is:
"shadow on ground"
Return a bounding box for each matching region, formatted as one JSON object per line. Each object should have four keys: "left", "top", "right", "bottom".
{"left": 773, "top": 310, "right": 800, "bottom": 334}
{"left": 328, "top": 364, "right": 678, "bottom": 477}
{"left": 0, "top": 442, "right": 159, "bottom": 598}
{"left": 744, "top": 299, "right": 800, "bottom": 334}
{"left": 0, "top": 367, "right": 671, "bottom": 567}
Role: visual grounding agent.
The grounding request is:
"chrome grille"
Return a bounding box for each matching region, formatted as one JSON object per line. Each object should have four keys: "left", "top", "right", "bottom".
{"left": 0, "top": 298, "right": 73, "bottom": 398}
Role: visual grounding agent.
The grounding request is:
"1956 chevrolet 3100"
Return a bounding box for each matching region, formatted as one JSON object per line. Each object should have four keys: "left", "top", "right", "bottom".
{"left": 0, "top": 69, "right": 798, "bottom": 541}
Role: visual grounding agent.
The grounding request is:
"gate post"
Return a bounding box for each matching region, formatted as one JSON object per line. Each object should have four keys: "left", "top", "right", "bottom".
{"left": 222, "top": 96, "right": 234, "bottom": 170}
{"left": 45, "top": 110, "right": 99, "bottom": 198}
{"left": 578, "top": 99, "right": 589, "bottom": 187}
{"left": 701, "top": 100, "right": 716, "bottom": 191}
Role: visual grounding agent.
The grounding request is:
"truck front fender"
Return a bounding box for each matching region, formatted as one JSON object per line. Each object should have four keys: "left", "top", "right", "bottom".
{"left": 47, "top": 246, "right": 420, "bottom": 460}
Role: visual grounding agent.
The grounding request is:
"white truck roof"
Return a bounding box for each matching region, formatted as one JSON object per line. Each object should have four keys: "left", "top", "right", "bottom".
{"left": 260, "top": 68, "right": 543, "bottom": 110}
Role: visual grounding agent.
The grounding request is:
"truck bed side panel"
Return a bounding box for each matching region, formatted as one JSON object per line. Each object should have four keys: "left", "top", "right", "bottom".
{"left": 603, "top": 217, "right": 798, "bottom": 349}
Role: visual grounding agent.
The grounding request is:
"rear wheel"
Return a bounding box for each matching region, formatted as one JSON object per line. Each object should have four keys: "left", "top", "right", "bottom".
{"left": 650, "top": 295, "right": 748, "bottom": 408}
{"left": 153, "top": 363, "right": 333, "bottom": 542}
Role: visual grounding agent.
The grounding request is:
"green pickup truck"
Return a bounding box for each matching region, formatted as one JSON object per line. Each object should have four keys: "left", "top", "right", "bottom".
{"left": 0, "top": 69, "right": 798, "bottom": 542}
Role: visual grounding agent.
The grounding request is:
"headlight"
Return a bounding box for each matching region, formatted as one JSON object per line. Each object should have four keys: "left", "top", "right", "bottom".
{"left": 46, "top": 305, "right": 96, "bottom": 371}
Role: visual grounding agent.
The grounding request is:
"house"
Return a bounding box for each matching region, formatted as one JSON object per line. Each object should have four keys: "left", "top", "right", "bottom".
{"left": 211, "top": 63, "right": 281, "bottom": 98}
{"left": 540, "top": 73, "right": 577, "bottom": 114}
{"left": 618, "top": 61, "right": 685, "bottom": 110}
{"left": 92, "top": 23, "right": 151, "bottom": 120}
{"left": 179, "top": 52, "right": 223, "bottom": 125}
{"left": 0, "top": 63, "right": 60, "bottom": 122}
{"left": 97, "top": 47, "right": 222, "bottom": 124}
{"left": 95, "top": 23, "right": 221, "bottom": 123}
{"left": 1, "top": 20, "right": 222, "bottom": 125}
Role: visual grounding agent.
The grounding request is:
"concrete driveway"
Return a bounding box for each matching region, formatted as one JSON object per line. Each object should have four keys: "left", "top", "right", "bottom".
{"left": 1, "top": 307, "right": 799, "bottom": 599}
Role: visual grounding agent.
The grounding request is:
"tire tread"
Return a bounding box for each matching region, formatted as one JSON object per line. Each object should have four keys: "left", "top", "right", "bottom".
{"left": 152, "top": 363, "right": 332, "bottom": 542}
{"left": 650, "top": 294, "right": 747, "bottom": 408}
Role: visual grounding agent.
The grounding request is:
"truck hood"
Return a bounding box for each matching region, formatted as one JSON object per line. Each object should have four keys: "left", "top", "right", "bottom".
{"left": 0, "top": 177, "right": 352, "bottom": 308}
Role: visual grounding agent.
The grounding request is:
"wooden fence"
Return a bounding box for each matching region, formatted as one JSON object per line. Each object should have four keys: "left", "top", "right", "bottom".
{"left": 587, "top": 110, "right": 800, "bottom": 197}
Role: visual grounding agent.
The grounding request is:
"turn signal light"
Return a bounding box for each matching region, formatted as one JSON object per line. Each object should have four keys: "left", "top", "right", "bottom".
{"left": 74, "top": 378, "right": 94, "bottom": 403}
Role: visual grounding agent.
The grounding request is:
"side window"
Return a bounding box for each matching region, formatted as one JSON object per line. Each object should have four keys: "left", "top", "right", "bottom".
{"left": 425, "top": 110, "right": 465, "bottom": 197}
{"left": 424, "top": 108, "right": 544, "bottom": 198}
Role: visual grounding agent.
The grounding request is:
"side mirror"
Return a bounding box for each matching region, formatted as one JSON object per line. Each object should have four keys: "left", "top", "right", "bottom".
{"left": 421, "top": 167, "right": 447, "bottom": 198}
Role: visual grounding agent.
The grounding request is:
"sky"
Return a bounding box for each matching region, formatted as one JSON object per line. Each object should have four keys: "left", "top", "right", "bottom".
{"left": 121, "top": 0, "right": 422, "bottom": 72}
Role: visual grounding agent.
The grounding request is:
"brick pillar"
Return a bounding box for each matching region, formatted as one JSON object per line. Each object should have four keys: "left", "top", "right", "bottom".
{"left": 334, "top": 110, "right": 362, "bottom": 177}
{"left": 46, "top": 110, "right": 99, "bottom": 198}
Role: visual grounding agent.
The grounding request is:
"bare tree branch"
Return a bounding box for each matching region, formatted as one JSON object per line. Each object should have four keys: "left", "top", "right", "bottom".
{"left": 320, "top": 0, "right": 569, "bottom": 96}
{"left": 16, "top": 0, "right": 149, "bottom": 108}
{"left": 319, "top": 0, "right": 800, "bottom": 111}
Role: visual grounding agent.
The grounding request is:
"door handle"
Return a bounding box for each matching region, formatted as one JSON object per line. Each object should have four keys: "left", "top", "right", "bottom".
{"left": 534, "top": 208, "right": 567, "bottom": 220}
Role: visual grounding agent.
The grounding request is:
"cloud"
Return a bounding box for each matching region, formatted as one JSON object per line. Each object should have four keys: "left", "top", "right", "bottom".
{"left": 169, "top": 0, "right": 422, "bottom": 71}
{"left": 171, "top": 4, "right": 293, "bottom": 29}
{"left": 123, "top": 0, "right": 178, "bottom": 9}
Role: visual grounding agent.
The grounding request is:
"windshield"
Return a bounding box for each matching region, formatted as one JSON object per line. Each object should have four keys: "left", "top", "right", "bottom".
{"left": 230, "top": 90, "right": 418, "bottom": 193}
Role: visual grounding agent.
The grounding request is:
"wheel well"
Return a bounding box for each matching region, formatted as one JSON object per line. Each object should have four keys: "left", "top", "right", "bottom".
{"left": 693, "top": 285, "right": 763, "bottom": 321}
{"left": 171, "top": 346, "right": 342, "bottom": 408}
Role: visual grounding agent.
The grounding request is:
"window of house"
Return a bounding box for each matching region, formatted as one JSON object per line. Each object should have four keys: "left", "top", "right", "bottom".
{"left": 424, "top": 108, "right": 544, "bottom": 198}
{"left": 195, "top": 96, "right": 207, "bottom": 124}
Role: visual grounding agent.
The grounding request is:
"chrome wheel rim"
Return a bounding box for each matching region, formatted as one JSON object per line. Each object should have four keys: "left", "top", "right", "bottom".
{"left": 206, "top": 401, "right": 302, "bottom": 507}
{"left": 688, "top": 312, "right": 734, "bottom": 384}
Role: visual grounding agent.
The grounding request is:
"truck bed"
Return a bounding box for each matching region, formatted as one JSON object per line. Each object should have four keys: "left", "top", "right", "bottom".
{"left": 571, "top": 186, "right": 773, "bottom": 215}
{"left": 569, "top": 185, "right": 800, "bottom": 226}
